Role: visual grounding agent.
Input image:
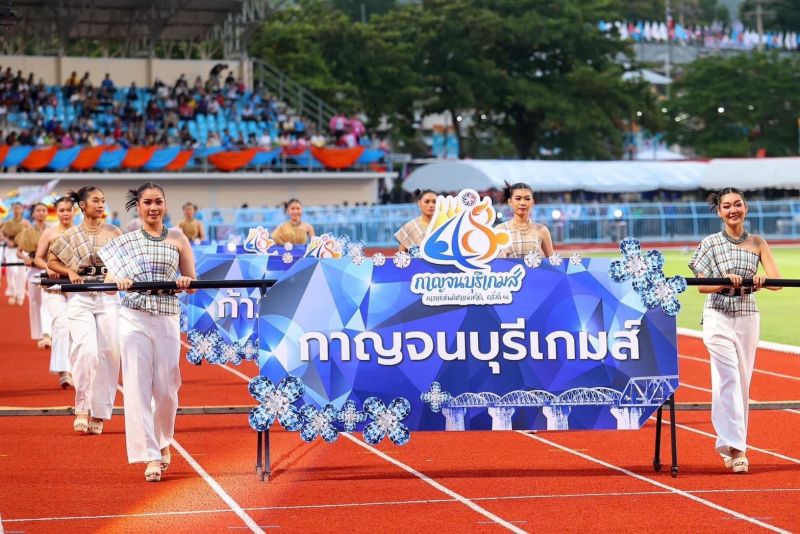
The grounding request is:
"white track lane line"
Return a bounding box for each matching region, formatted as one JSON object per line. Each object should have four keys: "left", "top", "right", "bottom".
{"left": 656, "top": 417, "right": 800, "bottom": 465}
{"left": 341, "top": 433, "right": 526, "bottom": 533}
{"left": 516, "top": 431, "right": 791, "bottom": 534}
{"left": 8, "top": 488, "right": 800, "bottom": 525}
{"left": 114, "top": 385, "right": 264, "bottom": 534}
{"left": 205, "top": 358, "right": 526, "bottom": 533}
{"left": 1, "top": 513, "right": 5, "bottom": 534}
{"left": 680, "top": 354, "right": 800, "bottom": 382}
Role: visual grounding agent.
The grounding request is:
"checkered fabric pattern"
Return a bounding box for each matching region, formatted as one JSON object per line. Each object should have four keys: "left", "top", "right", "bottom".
{"left": 496, "top": 221, "right": 541, "bottom": 259}
{"left": 394, "top": 217, "right": 428, "bottom": 250}
{"left": 99, "top": 230, "right": 180, "bottom": 316}
{"left": 689, "top": 232, "right": 760, "bottom": 316}
{"left": 49, "top": 225, "right": 112, "bottom": 272}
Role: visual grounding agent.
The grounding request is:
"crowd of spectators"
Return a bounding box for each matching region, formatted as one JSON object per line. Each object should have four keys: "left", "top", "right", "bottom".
{"left": 602, "top": 19, "right": 800, "bottom": 51}
{"left": 0, "top": 64, "right": 387, "bottom": 153}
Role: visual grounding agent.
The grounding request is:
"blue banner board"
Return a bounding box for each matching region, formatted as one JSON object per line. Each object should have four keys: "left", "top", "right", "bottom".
{"left": 187, "top": 190, "right": 683, "bottom": 445}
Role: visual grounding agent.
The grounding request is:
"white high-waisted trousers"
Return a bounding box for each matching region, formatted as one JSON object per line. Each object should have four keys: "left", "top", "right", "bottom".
{"left": 4, "top": 246, "right": 26, "bottom": 301}
{"left": 702, "top": 308, "right": 760, "bottom": 456}
{"left": 44, "top": 290, "right": 71, "bottom": 374}
{"left": 28, "top": 267, "right": 52, "bottom": 340}
{"left": 119, "top": 307, "right": 181, "bottom": 464}
{"left": 68, "top": 292, "right": 121, "bottom": 419}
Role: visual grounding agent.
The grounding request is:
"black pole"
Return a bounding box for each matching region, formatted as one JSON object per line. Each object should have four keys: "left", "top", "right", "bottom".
{"left": 684, "top": 277, "right": 798, "bottom": 288}
{"left": 0, "top": 262, "right": 25, "bottom": 267}
{"left": 38, "top": 278, "right": 279, "bottom": 292}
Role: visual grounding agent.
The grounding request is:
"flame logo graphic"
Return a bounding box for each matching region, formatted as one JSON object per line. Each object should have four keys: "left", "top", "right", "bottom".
{"left": 421, "top": 189, "right": 510, "bottom": 272}
{"left": 243, "top": 226, "right": 275, "bottom": 255}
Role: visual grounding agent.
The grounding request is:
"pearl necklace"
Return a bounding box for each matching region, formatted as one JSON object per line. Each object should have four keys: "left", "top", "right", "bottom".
{"left": 722, "top": 230, "right": 748, "bottom": 245}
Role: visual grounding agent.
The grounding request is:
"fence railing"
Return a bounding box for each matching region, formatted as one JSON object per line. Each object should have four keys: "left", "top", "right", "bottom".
{"left": 199, "top": 199, "right": 800, "bottom": 247}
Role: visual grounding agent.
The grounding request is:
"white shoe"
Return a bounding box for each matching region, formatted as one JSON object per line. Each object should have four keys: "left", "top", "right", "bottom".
{"left": 732, "top": 457, "right": 749, "bottom": 474}
{"left": 145, "top": 461, "right": 162, "bottom": 482}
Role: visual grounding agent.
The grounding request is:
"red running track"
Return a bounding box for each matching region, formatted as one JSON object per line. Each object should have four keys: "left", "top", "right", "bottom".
{"left": 1, "top": 285, "right": 798, "bottom": 533}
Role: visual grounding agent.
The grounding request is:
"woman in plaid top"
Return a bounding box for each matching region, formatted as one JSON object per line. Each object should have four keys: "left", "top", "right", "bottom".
{"left": 101, "top": 182, "right": 196, "bottom": 483}
{"left": 395, "top": 189, "right": 436, "bottom": 252}
{"left": 496, "top": 182, "right": 554, "bottom": 259}
{"left": 689, "top": 187, "right": 781, "bottom": 474}
{"left": 48, "top": 186, "right": 122, "bottom": 436}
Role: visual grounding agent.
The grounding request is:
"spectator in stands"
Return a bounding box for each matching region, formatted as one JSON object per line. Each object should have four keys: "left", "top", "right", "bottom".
{"left": 688, "top": 187, "right": 782, "bottom": 475}
{"left": 272, "top": 199, "right": 315, "bottom": 245}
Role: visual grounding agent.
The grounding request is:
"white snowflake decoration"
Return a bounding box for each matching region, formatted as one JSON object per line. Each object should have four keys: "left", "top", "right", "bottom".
{"left": 548, "top": 252, "right": 563, "bottom": 266}
{"left": 371, "top": 252, "right": 386, "bottom": 266}
{"left": 569, "top": 252, "right": 583, "bottom": 266}
{"left": 524, "top": 251, "right": 542, "bottom": 268}
{"left": 281, "top": 252, "right": 294, "bottom": 264}
{"left": 393, "top": 251, "right": 411, "bottom": 268}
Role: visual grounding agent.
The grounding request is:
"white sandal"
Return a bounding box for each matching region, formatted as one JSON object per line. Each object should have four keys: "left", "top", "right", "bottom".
{"left": 145, "top": 461, "right": 162, "bottom": 482}
{"left": 73, "top": 412, "right": 89, "bottom": 433}
{"left": 731, "top": 457, "right": 749, "bottom": 474}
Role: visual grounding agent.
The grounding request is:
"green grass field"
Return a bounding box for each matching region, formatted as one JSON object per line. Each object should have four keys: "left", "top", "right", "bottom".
{"left": 588, "top": 247, "right": 800, "bottom": 346}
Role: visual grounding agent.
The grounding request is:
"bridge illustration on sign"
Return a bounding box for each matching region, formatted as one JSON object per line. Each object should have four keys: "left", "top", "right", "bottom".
{"left": 431, "top": 376, "right": 677, "bottom": 431}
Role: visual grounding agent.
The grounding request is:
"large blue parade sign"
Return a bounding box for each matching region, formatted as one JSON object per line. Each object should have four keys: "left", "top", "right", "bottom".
{"left": 188, "top": 190, "right": 684, "bottom": 445}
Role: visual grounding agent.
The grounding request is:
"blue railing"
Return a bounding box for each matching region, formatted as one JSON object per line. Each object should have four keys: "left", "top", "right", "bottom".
{"left": 199, "top": 199, "right": 800, "bottom": 247}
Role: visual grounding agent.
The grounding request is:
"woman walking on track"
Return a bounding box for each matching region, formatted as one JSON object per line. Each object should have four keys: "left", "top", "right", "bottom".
{"left": 48, "top": 186, "right": 122, "bottom": 435}
{"left": 2, "top": 202, "right": 31, "bottom": 305}
{"left": 395, "top": 189, "right": 436, "bottom": 252}
{"left": 101, "top": 182, "right": 196, "bottom": 482}
{"left": 16, "top": 203, "right": 52, "bottom": 349}
{"left": 496, "top": 182, "right": 554, "bottom": 259}
{"left": 178, "top": 202, "right": 205, "bottom": 243}
{"left": 272, "top": 198, "right": 315, "bottom": 245}
{"left": 689, "top": 187, "right": 781, "bottom": 474}
{"left": 34, "top": 196, "right": 76, "bottom": 389}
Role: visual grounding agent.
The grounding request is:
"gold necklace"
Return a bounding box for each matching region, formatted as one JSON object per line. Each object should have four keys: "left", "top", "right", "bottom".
{"left": 82, "top": 221, "right": 102, "bottom": 235}
{"left": 512, "top": 219, "right": 532, "bottom": 234}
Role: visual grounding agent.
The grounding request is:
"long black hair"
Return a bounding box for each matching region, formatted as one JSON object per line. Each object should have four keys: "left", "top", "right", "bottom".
{"left": 707, "top": 187, "right": 745, "bottom": 212}
{"left": 126, "top": 182, "right": 166, "bottom": 212}
{"left": 502, "top": 181, "right": 533, "bottom": 203}
{"left": 66, "top": 186, "right": 103, "bottom": 212}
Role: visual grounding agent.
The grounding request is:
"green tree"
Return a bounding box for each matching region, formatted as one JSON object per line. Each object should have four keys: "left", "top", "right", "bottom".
{"left": 484, "top": 0, "right": 663, "bottom": 159}
{"left": 666, "top": 52, "right": 800, "bottom": 157}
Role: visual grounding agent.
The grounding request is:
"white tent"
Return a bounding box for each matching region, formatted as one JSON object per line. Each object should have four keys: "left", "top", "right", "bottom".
{"left": 403, "top": 158, "right": 800, "bottom": 193}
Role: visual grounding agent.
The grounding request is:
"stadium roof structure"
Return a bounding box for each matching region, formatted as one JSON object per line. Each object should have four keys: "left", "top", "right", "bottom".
{"left": 1, "top": 0, "right": 275, "bottom": 56}
{"left": 403, "top": 158, "right": 800, "bottom": 193}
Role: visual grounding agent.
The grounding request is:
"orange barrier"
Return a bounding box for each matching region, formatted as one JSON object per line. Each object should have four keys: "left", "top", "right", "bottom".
{"left": 208, "top": 149, "right": 257, "bottom": 172}
{"left": 20, "top": 146, "right": 58, "bottom": 171}
{"left": 165, "top": 150, "right": 195, "bottom": 171}
{"left": 70, "top": 146, "right": 106, "bottom": 170}
{"left": 310, "top": 146, "right": 365, "bottom": 169}
{"left": 122, "top": 146, "right": 158, "bottom": 168}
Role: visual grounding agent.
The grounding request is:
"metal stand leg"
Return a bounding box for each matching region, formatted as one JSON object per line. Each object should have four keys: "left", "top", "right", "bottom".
{"left": 653, "top": 403, "right": 663, "bottom": 472}
{"left": 255, "top": 430, "right": 271, "bottom": 482}
{"left": 669, "top": 394, "right": 679, "bottom": 477}
{"left": 653, "top": 394, "right": 678, "bottom": 477}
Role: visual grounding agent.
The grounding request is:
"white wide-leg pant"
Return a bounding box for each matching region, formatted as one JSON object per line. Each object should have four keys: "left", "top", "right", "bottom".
{"left": 702, "top": 309, "right": 760, "bottom": 456}
{"left": 28, "top": 267, "right": 52, "bottom": 340}
{"left": 119, "top": 307, "right": 181, "bottom": 463}
{"left": 68, "top": 292, "right": 121, "bottom": 419}
{"left": 4, "top": 246, "right": 26, "bottom": 301}
{"left": 44, "top": 290, "right": 72, "bottom": 374}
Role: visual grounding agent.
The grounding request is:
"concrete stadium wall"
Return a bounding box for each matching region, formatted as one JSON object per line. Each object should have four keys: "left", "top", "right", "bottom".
{"left": 1, "top": 173, "right": 383, "bottom": 225}
{"left": 0, "top": 55, "right": 252, "bottom": 88}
